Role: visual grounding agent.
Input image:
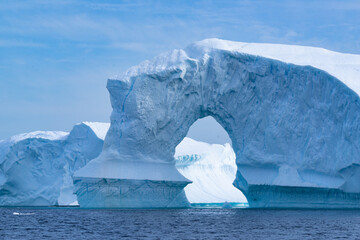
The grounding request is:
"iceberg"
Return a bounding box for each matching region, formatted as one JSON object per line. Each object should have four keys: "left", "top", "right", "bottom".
{"left": 74, "top": 38, "right": 360, "bottom": 208}
{"left": 0, "top": 122, "right": 109, "bottom": 206}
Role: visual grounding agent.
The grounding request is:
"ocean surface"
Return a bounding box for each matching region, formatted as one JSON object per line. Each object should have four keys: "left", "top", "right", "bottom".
{"left": 1, "top": 207, "right": 360, "bottom": 239}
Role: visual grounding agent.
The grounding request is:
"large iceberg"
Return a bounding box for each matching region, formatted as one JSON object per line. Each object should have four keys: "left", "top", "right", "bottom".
{"left": 0, "top": 122, "right": 109, "bottom": 206}
{"left": 74, "top": 38, "right": 360, "bottom": 208}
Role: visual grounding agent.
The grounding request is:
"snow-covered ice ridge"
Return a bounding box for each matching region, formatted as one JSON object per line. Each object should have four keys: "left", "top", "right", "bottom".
{"left": 0, "top": 124, "right": 244, "bottom": 206}
{"left": 0, "top": 122, "right": 109, "bottom": 206}
{"left": 74, "top": 38, "right": 360, "bottom": 208}
{"left": 190, "top": 39, "right": 360, "bottom": 96}
{"left": 118, "top": 38, "right": 360, "bottom": 96}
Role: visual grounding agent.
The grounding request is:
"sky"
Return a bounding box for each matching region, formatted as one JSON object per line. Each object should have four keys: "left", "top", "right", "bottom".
{"left": 1, "top": 0, "right": 360, "bottom": 142}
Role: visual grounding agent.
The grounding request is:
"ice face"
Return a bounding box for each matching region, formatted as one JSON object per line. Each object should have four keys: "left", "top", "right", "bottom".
{"left": 0, "top": 122, "right": 109, "bottom": 206}
{"left": 74, "top": 178, "right": 190, "bottom": 209}
{"left": 75, "top": 39, "right": 360, "bottom": 208}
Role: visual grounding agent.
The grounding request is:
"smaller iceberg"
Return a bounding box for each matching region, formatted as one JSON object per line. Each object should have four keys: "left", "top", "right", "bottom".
{"left": 0, "top": 122, "right": 109, "bottom": 206}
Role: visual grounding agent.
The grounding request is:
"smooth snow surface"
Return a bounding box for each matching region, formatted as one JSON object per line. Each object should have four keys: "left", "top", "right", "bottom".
{"left": 82, "top": 122, "right": 110, "bottom": 140}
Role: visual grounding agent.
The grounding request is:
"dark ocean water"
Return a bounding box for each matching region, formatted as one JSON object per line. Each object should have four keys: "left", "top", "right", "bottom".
{"left": 1, "top": 207, "right": 360, "bottom": 240}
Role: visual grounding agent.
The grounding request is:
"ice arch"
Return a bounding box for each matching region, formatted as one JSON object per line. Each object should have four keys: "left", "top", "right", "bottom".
{"left": 74, "top": 40, "right": 360, "bottom": 208}
{"left": 186, "top": 116, "right": 232, "bottom": 145}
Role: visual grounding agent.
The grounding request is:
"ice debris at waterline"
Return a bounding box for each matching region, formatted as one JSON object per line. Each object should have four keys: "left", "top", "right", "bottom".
{"left": 74, "top": 38, "right": 360, "bottom": 208}
{"left": 0, "top": 125, "right": 245, "bottom": 207}
{"left": 12, "top": 212, "right": 35, "bottom": 216}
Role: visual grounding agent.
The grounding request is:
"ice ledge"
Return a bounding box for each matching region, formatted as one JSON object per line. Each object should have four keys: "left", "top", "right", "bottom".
{"left": 240, "top": 184, "right": 360, "bottom": 209}
{"left": 73, "top": 177, "right": 190, "bottom": 208}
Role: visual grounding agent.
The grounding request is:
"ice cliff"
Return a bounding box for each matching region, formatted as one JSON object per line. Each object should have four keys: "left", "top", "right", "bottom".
{"left": 0, "top": 122, "right": 109, "bottom": 206}
{"left": 74, "top": 38, "right": 360, "bottom": 208}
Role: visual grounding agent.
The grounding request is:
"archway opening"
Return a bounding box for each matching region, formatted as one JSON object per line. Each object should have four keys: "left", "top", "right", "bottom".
{"left": 174, "top": 116, "right": 248, "bottom": 208}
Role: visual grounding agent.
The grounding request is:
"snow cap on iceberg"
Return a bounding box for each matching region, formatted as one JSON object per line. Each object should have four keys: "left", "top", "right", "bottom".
{"left": 187, "top": 38, "right": 360, "bottom": 95}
